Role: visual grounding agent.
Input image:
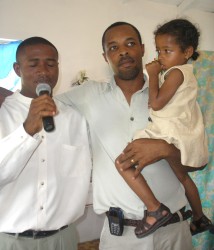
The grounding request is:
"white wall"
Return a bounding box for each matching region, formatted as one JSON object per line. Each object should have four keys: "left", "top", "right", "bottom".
{"left": 0, "top": 0, "right": 213, "bottom": 94}
{"left": 1, "top": 0, "right": 213, "bottom": 242}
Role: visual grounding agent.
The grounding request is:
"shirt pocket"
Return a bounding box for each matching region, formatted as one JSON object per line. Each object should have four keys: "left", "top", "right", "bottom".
{"left": 59, "top": 144, "right": 89, "bottom": 177}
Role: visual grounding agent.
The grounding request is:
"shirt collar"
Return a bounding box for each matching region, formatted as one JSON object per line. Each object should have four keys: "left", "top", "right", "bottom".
{"left": 107, "top": 71, "right": 149, "bottom": 93}
{"left": 14, "top": 90, "right": 33, "bottom": 104}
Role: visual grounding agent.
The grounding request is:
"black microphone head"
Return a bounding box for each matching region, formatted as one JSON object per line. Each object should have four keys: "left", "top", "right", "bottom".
{"left": 36, "top": 83, "right": 51, "bottom": 96}
{"left": 35, "top": 83, "right": 55, "bottom": 132}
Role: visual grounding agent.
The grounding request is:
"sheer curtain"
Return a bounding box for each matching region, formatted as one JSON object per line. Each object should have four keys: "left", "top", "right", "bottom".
{"left": 192, "top": 50, "right": 214, "bottom": 250}
{"left": 0, "top": 40, "right": 21, "bottom": 91}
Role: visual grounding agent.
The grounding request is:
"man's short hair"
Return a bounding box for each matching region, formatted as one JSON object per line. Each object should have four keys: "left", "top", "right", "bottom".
{"left": 16, "top": 37, "right": 58, "bottom": 62}
{"left": 102, "top": 21, "right": 142, "bottom": 52}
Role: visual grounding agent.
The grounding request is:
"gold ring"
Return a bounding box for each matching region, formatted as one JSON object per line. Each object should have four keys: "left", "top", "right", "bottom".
{"left": 131, "top": 159, "right": 135, "bottom": 164}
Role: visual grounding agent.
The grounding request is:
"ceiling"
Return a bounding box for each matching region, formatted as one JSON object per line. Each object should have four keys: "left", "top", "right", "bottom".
{"left": 146, "top": 0, "right": 214, "bottom": 13}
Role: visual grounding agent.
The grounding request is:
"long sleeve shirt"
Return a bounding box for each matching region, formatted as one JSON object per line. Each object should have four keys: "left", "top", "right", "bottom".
{"left": 0, "top": 91, "right": 91, "bottom": 233}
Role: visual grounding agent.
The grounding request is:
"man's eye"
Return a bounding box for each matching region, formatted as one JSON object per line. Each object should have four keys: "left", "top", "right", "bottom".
{"left": 109, "top": 46, "right": 117, "bottom": 51}
{"left": 165, "top": 49, "right": 172, "bottom": 53}
{"left": 127, "top": 42, "right": 135, "bottom": 47}
{"left": 29, "top": 64, "right": 37, "bottom": 67}
{"left": 47, "top": 63, "right": 55, "bottom": 67}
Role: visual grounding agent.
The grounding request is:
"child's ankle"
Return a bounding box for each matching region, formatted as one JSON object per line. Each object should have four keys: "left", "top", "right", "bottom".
{"left": 147, "top": 202, "right": 161, "bottom": 212}
{"left": 192, "top": 212, "right": 204, "bottom": 221}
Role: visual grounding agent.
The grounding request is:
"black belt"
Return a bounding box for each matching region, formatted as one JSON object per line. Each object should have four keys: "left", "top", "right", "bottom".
{"left": 106, "top": 207, "right": 192, "bottom": 227}
{"left": 4, "top": 225, "right": 68, "bottom": 239}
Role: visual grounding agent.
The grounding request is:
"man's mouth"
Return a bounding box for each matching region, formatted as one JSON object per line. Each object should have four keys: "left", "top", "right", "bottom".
{"left": 36, "top": 76, "right": 51, "bottom": 84}
{"left": 118, "top": 56, "right": 134, "bottom": 67}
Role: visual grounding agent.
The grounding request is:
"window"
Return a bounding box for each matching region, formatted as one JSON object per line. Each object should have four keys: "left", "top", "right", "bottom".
{"left": 0, "top": 39, "right": 22, "bottom": 91}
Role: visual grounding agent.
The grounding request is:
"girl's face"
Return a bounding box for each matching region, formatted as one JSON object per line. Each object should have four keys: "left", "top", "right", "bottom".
{"left": 155, "top": 34, "right": 191, "bottom": 71}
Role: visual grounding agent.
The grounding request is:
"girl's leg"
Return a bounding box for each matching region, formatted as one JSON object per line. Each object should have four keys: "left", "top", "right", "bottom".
{"left": 115, "top": 164, "right": 170, "bottom": 226}
{"left": 180, "top": 174, "right": 203, "bottom": 220}
{"left": 169, "top": 163, "right": 214, "bottom": 234}
{"left": 168, "top": 165, "right": 203, "bottom": 220}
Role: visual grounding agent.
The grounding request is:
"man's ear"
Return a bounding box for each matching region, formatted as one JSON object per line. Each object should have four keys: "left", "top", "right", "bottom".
{"left": 141, "top": 44, "right": 145, "bottom": 57}
{"left": 185, "top": 46, "right": 194, "bottom": 60}
{"left": 13, "top": 62, "right": 21, "bottom": 77}
{"left": 102, "top": 52, "right": 108, "bottom": 63}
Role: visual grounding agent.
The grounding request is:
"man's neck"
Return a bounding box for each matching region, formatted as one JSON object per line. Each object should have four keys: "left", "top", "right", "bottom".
{"left": 115, "top": 74, "right": 145, "bottom": 105}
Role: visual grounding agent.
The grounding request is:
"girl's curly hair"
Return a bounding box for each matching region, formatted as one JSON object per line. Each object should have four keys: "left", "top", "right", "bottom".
{"left": 154, "top": 19, "right": 200, "bottom": 61}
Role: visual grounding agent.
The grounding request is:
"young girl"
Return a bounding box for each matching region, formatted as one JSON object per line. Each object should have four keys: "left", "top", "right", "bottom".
{"left": 115, "top": 18, "right": 213, "bottom": 238}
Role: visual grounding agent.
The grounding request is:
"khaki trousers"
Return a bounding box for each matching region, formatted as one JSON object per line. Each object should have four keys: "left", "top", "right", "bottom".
{"left": 99, "top": 217, "right": 192, "bottom": 250}
{"left": 0, "top": 224, "right": 77, "bottom": 250}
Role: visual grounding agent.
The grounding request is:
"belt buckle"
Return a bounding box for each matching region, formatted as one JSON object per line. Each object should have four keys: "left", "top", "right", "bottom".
{"left": 33, "top": 230, "right": 39, "bottom": 239}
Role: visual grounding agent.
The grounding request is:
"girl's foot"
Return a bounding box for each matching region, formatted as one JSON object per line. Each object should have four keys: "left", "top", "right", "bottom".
{"left": 190, "top": 214, "right": 214, "bottom": 235}
{"left": 135, "top": 203, "right": 172, "bottom": 238}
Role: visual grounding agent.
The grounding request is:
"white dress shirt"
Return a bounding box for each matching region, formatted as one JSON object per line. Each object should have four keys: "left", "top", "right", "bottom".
{"left": 0, "top": 91, "right": 91, "bottom": 232}
{"left": 56, "top": 76, "right": 187, "bottom": 218}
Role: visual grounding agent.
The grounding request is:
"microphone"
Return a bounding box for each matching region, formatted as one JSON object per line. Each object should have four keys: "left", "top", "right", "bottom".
{"left": 36, "top": 83, "right": 55, "bottom": 132}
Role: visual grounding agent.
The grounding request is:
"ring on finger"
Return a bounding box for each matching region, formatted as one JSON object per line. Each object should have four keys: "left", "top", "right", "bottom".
{"left": 131, "top": 159, "right": 135, "bottom": 164}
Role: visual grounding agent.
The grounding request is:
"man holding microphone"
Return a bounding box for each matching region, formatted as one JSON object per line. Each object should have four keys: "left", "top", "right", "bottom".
{"left": 0, "top": 37, "right": 91, "bottom": 250}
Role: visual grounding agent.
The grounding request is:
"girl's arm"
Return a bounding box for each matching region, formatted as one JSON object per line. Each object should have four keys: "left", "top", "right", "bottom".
{"left": 146, "top": 61, "right": 184, "bottom": 111}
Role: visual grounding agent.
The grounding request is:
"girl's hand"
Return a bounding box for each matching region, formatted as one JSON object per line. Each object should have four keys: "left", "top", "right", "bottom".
{"left": 146, "top": 60, "right": 162, "bottom": 76}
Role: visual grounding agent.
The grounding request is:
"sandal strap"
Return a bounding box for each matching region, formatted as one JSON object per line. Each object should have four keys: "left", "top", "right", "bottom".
{"left": 147, "top": 203, "right": 171, "bottom": 220}
{"left": 135, "top": 204, "right": 173, "bottom": 238}
{"left": 192, "top": 215, "right": 212, "bottom": 228}
{"left": 191, "top": 214, "right": 214, "bottom": 236}
{"left": 140, "top": 217, "right": 152, "bottom": 230}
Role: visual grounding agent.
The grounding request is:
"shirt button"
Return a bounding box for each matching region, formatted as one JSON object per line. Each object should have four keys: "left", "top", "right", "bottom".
{"left": 130, "top": 117, "right": 134, "bottom": 121}
{"left": 41, "top": 182, "right": 44, "bottom": 186}
{"left": 41, "top": 159, "right": 45, "bottom": 162}
{"left": 40, "top": 206, "right": 43, "bottom": 210}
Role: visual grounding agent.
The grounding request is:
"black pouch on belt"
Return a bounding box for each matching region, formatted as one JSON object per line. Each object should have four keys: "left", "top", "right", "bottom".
{"left": 107, "top": 207, "right": 124, "bottom": 236}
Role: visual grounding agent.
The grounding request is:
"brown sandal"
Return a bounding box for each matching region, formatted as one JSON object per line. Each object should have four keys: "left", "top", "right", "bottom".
{"left": 135, "top": 203, "right": 173, "bottom": 238}
{"left": 190, "top": 214, "right": 214, "bottom": 235}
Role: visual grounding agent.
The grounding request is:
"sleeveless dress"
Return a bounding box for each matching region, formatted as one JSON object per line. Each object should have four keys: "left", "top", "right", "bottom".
{"left": 134, "top": 64, "right": 209, "bottom": 167}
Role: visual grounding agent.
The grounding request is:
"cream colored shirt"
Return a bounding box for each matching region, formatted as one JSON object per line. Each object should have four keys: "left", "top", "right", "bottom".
{"left": 0, "top": 91, "right": 91, "bottom": 233}
{"left": 135, "top": 64, "right": 209, "bottom": 167}
{"left": 56, "top": 75, "right": 187, "bottom": 218}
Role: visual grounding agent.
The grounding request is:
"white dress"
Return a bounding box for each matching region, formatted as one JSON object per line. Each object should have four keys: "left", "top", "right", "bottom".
{"left": 134, "top": 64, "right": 209, "bottom": 168}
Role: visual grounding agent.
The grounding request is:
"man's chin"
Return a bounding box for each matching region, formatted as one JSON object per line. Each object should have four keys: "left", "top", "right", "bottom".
{"left": 118, "top": 69, "right": 140, "bottom": 80}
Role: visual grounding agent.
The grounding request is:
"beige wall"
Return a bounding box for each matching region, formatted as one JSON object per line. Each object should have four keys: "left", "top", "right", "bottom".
{"left": 0, "top": 0, "right": 214, "bottom": 94}
{"left": 1, "top": 0, "right": 213, "bottom": 241}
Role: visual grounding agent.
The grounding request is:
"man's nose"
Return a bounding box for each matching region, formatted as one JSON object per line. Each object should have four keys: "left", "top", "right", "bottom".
{"left": 120, "top": 51, "right": 128, "bottom": 57}
{"left": 119, "top": 47, "right": 128, "bottom": 56}
{"left": 37, "top": 63, "right": 50, "bottom": 82}
{"left": 38, "top": 63, "right": 49, "bottom": 74}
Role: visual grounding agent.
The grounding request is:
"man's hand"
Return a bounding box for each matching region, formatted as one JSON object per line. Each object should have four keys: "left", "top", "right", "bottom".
{"left": 115, "top": 138, "right": 180, "bottom": 179}
{"left": 23, "top": 95, "right": 57, "bottom": 136}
